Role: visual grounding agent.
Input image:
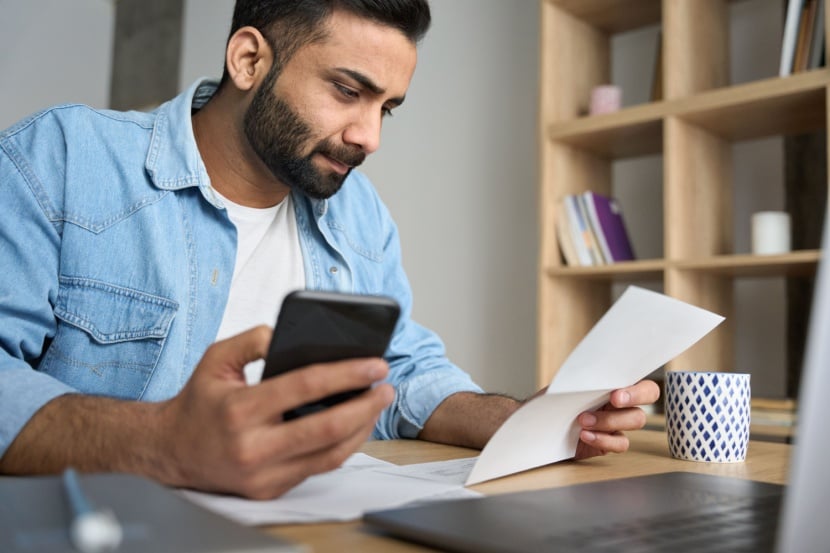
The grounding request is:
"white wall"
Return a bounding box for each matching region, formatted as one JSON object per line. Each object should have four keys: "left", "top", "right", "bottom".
{"left": 0, "top": 0, "right": 115, "bottom": 129}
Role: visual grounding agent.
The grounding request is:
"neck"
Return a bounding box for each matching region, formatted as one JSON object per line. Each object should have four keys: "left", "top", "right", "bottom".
{"left": 192, "top": 88, "right": 291, "bottom": 208}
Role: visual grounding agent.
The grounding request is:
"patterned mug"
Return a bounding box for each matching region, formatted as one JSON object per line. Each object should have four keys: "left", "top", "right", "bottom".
{"left": 665, "top": 371, "right": 751, "bottom": 463}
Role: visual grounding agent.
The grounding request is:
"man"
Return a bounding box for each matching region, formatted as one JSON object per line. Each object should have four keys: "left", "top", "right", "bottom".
{"left": 0, "top": 0, "right": 658, "bottom": 499}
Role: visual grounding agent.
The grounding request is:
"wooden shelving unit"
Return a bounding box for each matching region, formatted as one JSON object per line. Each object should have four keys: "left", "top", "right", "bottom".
{"left": 537, "top": 0, "right": 828, "bottom": 394}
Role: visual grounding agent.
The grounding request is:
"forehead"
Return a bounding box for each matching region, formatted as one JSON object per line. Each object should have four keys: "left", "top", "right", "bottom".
{"left": 290, "top": 9, "right": 418, "bottom": 93}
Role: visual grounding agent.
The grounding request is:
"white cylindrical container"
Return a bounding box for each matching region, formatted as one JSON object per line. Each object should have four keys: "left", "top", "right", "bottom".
{"left": 751, "top": 211, "right": 791, "bottom": 255}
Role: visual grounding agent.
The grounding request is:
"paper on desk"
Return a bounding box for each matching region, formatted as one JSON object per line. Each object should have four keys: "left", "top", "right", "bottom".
{"left": 181, "top": 453, "right": 481, "bottom": 525}
{"left": 465, "top": 286, "right": 724, "bottom": 486}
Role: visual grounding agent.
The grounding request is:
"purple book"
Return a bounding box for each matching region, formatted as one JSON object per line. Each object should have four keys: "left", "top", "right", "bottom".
{"left": 583, "top": 192, "right": 635, "bottom": 262}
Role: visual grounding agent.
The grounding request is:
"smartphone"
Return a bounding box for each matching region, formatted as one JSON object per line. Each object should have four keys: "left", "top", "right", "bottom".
{"left": 262, "top": 290, "right": 401, "bottom": 420}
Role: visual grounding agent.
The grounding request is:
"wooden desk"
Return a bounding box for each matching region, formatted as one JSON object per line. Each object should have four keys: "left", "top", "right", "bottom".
{"left": 265, "top": 430, "right": 791, "bottom": 552}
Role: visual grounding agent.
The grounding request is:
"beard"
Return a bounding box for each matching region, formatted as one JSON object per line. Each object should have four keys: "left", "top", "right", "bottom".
{"left": 243, "top": 66, "right": 366, "bottom": 200}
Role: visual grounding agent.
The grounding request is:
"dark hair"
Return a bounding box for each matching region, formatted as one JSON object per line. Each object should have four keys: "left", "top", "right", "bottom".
{"left": 219, "top": 0, "right": 431, "bottom": 85}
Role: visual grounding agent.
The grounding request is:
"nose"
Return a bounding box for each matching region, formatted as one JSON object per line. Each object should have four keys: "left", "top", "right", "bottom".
{"left": 342, "top": 109, "right": 382, "bottom": 155}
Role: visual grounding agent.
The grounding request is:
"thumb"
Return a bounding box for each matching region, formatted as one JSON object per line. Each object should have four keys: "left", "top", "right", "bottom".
{"left": 198, "top": 325, "right": 273, "bottom": 381}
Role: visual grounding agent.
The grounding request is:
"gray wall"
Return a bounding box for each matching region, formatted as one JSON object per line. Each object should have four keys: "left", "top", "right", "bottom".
{"left": 0, "top": 0, "right": 114, "bottom": 128}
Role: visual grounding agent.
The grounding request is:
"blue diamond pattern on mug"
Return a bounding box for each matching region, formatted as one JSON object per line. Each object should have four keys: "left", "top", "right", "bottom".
{"left": 665, "top": 372, "right": 751, "bottom": 463}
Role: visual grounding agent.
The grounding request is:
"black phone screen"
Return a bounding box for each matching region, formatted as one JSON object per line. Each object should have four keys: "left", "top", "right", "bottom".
{"left": 262, "top": 290, "right": 400, "bottom": 419}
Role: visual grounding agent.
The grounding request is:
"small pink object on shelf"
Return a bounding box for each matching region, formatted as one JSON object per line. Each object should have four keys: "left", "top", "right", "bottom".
{"left": 589, "top": 85, "right": 622, "bottom": 115}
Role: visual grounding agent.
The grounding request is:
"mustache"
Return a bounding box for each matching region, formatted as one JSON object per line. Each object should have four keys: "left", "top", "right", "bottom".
{"left": 314, "top": 141, "right": 366, "bottom": 169}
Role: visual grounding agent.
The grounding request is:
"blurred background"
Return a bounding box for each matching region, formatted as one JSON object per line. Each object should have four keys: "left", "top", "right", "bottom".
{"left": 0, "top": 0, "right": 803, "bottom": 400}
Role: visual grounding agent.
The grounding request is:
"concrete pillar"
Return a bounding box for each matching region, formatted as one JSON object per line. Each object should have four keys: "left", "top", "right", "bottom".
{"left": 109, "top": 0, "right": 184, "bottom": 110}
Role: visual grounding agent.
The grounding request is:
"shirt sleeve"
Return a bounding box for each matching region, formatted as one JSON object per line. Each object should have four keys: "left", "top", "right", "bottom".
{"left": 366, "top": 191, "right": 484, "bottom": 440}
{"left": 0, "top": 123, "right": 75, "bottom": 458}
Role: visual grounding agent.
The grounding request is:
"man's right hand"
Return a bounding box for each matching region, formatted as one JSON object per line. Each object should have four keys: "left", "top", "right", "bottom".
{"left": 0, "top": 326, "right": 394, "bottom": 500}
{"left": 159, "top": 325, "right": 394, "bottom": 499}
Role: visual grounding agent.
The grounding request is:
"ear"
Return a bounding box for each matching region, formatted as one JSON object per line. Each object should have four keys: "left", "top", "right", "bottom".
{"left": 225, "top": 26, "right": 274, "bottom": 92}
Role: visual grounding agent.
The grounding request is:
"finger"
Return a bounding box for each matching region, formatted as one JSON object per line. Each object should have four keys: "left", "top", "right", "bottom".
{"left": 576, "top": 430, "right": 630, "bottom": 457}
{"left": 236, "top": 416, "right": 374, "bottom": 500}
{"left": 609, "top": 379, "right": 660, "bottom": 408}
{"left": 199, "top": 325, "right": 273, "bottom": 381}
{"left": 239, "top": 414, "right": 380, "bottom": 499}
{"left": 254, "top": 383, "right": 394, "bottom": 462}
{"left": 234, "top": 358, "right": 390, "bottom": 425}
{"left": 578, "top": 406, "right": 647, "bottom": 433}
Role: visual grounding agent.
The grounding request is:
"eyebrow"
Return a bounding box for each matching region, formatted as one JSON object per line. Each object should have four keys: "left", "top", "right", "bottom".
{"left": 334, "top": 67, "right": 406, "bottom": 107}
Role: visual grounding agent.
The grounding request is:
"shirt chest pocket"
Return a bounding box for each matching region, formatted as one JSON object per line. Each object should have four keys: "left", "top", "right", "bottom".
{"left": 40, "top": 277, "right": 178, "bottom": 400}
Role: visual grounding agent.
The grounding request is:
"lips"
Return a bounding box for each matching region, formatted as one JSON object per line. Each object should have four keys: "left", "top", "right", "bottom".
{"left": 315, "top": 141, "right": 365, "bottom": 171}
{"left": 321, "top": 153, "right": 351, "bottom": 174}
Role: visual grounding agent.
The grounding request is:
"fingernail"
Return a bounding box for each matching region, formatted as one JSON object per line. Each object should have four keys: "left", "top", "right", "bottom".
{"left": 581, "top": 413, "right": 597, "bottom": 427}
{"left": 368, "top": 361, "right": 387, "bottom": 380}
{"left": 582, "top": 430, "right": 597, "bottom": 442}
{"left": 380, "top": 384, "right": 395, "bottom": 405}
{"left": 619, "top": 391, "right": 631, "bottom": 405}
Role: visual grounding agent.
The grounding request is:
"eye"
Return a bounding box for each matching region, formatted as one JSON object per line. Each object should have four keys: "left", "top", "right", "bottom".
{"left": 382, "top": 106, "right": 394, "bottom": 118}
{"left": 333, "top": 82, "right": 358, "bottom": 100}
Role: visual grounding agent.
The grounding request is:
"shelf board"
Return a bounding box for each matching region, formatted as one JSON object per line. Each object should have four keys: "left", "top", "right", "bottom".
{"left": 673, "top": 250, "right": 821, "bottom": 277}
{"left": 547, "top": 69, "right": 830, "bottom": 159}
{"left": 547, "top": 251, "right": 821, "bottom": 280}
{"left": 547, "top": 0, "right": 661, "bottom": 33}
{"left": 676, "top": 69, "right": 829, "bottom": 140}
{"left": 547, "top": 259, "right": 666, "bottom": 280}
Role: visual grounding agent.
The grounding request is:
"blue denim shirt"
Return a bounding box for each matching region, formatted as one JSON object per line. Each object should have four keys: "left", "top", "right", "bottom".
{"left": 0, "top": 79, "right": 482, "bottom": 457}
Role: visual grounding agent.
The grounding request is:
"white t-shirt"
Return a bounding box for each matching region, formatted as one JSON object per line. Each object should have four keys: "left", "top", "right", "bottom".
{"left": 213, "top": 189, "right": 305, "bottom": 383}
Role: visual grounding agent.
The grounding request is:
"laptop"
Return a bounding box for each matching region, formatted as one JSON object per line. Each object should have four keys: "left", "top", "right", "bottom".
{"left": 364, "top": 221, "right": 830, "bottom": 553}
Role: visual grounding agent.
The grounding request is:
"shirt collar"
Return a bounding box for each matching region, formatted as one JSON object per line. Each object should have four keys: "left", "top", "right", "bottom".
{"left": 144, "top": 78, "right": 216, "bottom": 195}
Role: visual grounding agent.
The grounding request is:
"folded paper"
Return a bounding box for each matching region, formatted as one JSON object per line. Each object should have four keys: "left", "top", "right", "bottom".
{"left": 466, "top": 286, "right": 724, "bottom": 485}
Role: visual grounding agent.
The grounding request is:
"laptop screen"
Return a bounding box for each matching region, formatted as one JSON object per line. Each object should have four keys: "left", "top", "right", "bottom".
{"left": 775, "top": 217, "right": 830, "bottom": 552}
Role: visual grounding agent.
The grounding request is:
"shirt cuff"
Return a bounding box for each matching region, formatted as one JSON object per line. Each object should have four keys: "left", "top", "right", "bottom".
{"left": 0, "top": 367, "right": 76, "bottom": 457}
{"left": 389, "top": 368, "right": 484, "bottom": 439}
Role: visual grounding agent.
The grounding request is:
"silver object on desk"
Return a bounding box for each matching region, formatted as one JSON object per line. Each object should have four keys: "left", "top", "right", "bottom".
{"left": 62, "top": 468, "right": 123, "bottom": 553}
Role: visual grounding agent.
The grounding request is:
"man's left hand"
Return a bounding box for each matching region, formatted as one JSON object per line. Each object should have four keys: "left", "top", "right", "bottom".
{"left": 574, "top": 379, "right": 661, "bottom": 459}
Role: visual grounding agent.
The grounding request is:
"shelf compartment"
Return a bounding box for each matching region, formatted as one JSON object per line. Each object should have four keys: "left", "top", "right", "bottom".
{"left": 673, "top": 250, "right": 822, "bottom": 277}
{"left": 547, "top": 0, "right": 661, "bottom": 34}
{"left": 547, "top": 103, "right": 664, "bottom": 158}
{"left": 546, "top": 69, "right": 830, "bottom": 159}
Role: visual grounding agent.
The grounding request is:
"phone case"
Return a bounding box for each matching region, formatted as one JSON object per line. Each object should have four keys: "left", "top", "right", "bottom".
{"left": 262, "top": 290, "right": 400, "bottom": 419}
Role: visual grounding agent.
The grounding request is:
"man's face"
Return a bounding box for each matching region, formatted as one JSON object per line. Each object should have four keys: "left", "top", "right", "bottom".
{"left": 244, "top": 10, "right": 418, "bottom": 199}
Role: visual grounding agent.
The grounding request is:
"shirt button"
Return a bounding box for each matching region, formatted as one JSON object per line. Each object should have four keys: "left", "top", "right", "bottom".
{"left": 329, "top": 266, "right": 338, "bottom": 274}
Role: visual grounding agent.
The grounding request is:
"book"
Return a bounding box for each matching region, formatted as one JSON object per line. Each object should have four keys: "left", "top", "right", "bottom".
{"left": 781, "top": 0, "right": 806, "bottom": 76}
{"left": 575, "top": 194, "right": 605, "bottom": 264}
{"left": 794, "top": 0, "right": 818, "bottom": 73}
{"left": 563, "top": 194, "right": 595, "bottom": 266}
{"left": 555, "top": 199, "right": 580, "bottom": 266}
{"left": 808, "top": 0, "right": 825, "bottom": 69}
{"left": 582, "top": 191, "right": 635, "bottom": 262}
{"left": 582, "top": 191, "right": 613, "bottom": 264}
